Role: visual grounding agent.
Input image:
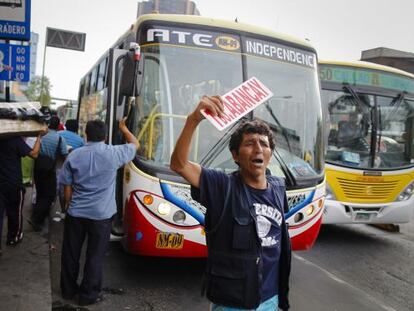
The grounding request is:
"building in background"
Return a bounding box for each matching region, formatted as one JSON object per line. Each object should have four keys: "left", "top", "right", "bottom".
{"left": 361, "top": 47, "right": 414, "bottom": 75}
{"left": 137, "top": 0, "right": 200, "bottom": 17}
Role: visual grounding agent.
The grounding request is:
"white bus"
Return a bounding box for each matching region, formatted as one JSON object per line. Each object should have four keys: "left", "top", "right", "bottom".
{"left": 77, "top": 14, "right": 325, "bottom": 256}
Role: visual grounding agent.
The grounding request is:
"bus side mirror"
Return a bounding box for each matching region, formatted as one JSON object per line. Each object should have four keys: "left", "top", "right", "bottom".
{"left": 118, "top": 50, "right": 144, "bottom": 101}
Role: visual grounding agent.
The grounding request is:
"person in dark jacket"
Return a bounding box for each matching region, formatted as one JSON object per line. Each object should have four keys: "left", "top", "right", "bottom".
{"left": 0, "top": 133, "right": 43, "bottom": 254}
{"left": 170, "top": 95, "right": 291, "bottom": 311}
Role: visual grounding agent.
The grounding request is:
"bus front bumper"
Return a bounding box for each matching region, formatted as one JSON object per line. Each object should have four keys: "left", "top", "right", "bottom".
{"left": 322, "top": 197, "right": 414, "bottom": 224}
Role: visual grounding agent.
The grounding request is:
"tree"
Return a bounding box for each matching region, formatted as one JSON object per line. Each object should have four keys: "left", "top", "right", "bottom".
{"left": 23, "top": 75, "right": 52, "bottom": 106}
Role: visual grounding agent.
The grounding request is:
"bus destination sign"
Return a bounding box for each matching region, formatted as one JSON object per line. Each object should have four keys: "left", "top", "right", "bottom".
{"left": 320, "top": 65, "right": 414, "bottom": 94}
{"left": 143, "top": 26, "right": 316, "bottom": 69}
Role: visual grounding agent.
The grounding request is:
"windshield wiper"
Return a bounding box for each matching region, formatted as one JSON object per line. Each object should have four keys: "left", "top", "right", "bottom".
{"left": 265, "top": 102, "right": 292, "bottom": 153}
{"left": 342, "top": 84, "right": 379, "bottom": 166}
{"left": 342, "top": 84, "right": 372, "bottom": 109}
{"left": 264, "top": 101, "right": 299, "bottom": 186}
{"left": 384, "top": 92, "right": 406, "bottom": 122}
{"left": 199, "top": 121, "right": 241, "bottom": 166}
{"left": 273, "top": 148, "right": 296, "bottom": 187}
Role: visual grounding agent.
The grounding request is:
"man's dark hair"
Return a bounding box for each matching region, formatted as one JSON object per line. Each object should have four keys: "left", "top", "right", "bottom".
{"left": 85, "top": 119, "right": 107, "bottom": 142}
{"left": 229, "top": 118, "right": 275, "bottom": 153}
{"left": 40, "top": 106, "right": 51, "bottom": 124}
{"left": 65, "top": 119, "right": 78, "bottom": 133}
{"left": 49, "top": 116, "right": 60, "bottom": 130}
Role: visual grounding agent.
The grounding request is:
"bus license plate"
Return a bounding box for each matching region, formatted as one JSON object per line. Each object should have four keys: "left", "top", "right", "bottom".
{"left": 355, "top": 213, "right": 371, "bottom": 222}
{"left": 156, "top": 232, "right": 184, "bottom": 249}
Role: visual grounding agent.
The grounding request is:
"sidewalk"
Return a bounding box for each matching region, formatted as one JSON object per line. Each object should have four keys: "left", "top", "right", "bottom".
{"left": 0, "top": 186, "right": 52, "bottom": 311}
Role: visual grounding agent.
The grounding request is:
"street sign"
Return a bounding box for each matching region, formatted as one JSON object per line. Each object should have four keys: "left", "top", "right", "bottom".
{"left": 46, "top": 27, "right": 86, "bottom": 51}
{"left": 0, "top": 0, "right": 31, "bottom": 41}
{"left": 201, "top": 77, "right": 274, "bottom": 131}
{"left": 0, "top": 43, "right": 30, "bottom": 82}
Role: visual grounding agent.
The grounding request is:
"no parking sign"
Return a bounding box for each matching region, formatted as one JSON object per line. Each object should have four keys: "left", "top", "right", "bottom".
{"left": 0, "top": 43, "right": 30, "bottom": 82}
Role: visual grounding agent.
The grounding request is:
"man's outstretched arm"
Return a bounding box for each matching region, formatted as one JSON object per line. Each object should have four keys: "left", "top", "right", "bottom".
{"left": 119, "top": 117, "right": 140, "bottom": 150}
{"left": 170, "top": 95, "right": 224, "bottom": 188}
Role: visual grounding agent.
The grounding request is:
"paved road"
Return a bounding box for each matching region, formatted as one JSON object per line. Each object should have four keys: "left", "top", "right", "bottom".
{"left": 298, "top": 223, "right": 414, "bottom": 311}
{"left": 49, "top": 207, "right": 414, "bottom": 311}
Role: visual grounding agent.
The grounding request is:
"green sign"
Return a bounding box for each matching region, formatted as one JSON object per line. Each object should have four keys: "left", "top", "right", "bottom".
{"left": 319, "top": 65, "right": 414, "bottom": 94}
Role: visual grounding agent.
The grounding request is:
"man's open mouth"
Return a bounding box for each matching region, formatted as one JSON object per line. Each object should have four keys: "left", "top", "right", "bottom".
{"left": 252, "top": 159, "right": 264, "bottom": 164}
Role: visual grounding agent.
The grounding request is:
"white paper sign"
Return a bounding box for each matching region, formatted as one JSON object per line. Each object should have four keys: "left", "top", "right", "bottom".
{"left": 201, "top": 77, "right": 273, "bottom": 131}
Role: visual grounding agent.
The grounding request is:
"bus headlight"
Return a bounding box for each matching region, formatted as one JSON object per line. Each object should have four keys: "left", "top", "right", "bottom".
{"left": 157, "top": 203, "right": 171, "bottom": 215}
{"left": 326, "top": 184, "right": 336, "bottom": 200}
{"left": 305, "top": 205, "right": 314, "bottom": 216}
{"left": 396, "top": 182, "right": 414, "bottom": 201}
{"left": 135, "top": 191, "right": 199, "bottom": 227}
{"left": 294, "top": 212, "right": 304, "bottom": 223}
{"left": 173, "top": 210, "right": 186, "bottom": 224}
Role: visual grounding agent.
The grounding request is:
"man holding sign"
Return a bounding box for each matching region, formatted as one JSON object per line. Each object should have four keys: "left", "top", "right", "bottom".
{"left": 170, "top": 90, "right": 291, "bottom": 310}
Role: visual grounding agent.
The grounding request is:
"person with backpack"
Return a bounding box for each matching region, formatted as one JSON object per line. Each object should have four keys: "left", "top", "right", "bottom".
{"left": 58, "top": 119, "right": 84, "bottom": 151}
{"left": 170, "top": 95, "right": 291, "bottom": 311}
{"left": 28, "top": 116, "right": 68, "bottom": 232}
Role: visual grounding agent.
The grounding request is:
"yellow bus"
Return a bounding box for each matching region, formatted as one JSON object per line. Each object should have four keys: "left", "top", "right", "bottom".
{"left": 319, "top": 60, "right": 414, "bottom": 224}
{"left": 77, "top": 14, "right": 325, "bottom": 255}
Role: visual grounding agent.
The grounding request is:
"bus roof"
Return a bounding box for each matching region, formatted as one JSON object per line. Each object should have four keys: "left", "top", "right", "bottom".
{"left": 319, "top": 59, "right": 414, "bottom": 79}
{"left": 131, "top": 13, "right": 316, "bottom": 51}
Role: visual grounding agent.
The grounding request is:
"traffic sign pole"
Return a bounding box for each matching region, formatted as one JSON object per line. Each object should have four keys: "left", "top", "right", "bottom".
{"left": 40, "top": 37, "right": 47, "bottom": 105}
{"left": 5, "top": 40, "right": 10, "bottom": 102}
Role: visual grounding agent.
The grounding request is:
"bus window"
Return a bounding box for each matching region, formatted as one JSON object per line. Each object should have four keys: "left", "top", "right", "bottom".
{"left": 377, "top": 96, "right": 414, "bottom": 168}
{"left": 97, "top": 58, "right": 108, "bottom": 91}
{"left": 84, "top": 73, "right": 91, "bottom": 96}
{"left": 90, "top": 67, "right": 98, "bottom": 94}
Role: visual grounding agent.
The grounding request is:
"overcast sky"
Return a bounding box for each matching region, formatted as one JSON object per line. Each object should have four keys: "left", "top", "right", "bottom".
{"left": 30, "top": 0, "right": 414, "bottom": 100}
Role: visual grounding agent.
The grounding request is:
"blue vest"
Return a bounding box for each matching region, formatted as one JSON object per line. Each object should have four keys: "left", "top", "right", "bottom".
{"left": 204, "top": 172, "right": 291, "bottom": 310}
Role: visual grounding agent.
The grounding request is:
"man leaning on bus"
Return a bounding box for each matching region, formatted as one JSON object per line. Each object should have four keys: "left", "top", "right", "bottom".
{"left": 170, "top": 95, "right": 291, "bottom": 311}
{"left": 59, "top": 118, "right": 139, "bottom": 306}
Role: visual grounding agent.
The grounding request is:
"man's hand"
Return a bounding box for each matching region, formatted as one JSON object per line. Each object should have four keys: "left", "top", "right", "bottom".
{"left": 119, "top": 117, "right": 139, "bottom": 150}
{"left": 63, "top": 185, "right": 73, "bottom": 212}
{"left": 170, "top": 95, "right": 223, "bottom": 188}
{"left": 28, "top": 132, "right": 45, "bottom": 159}
{"left": 119, "top": 117, "right": 128, "bottom": 133}
{"left": 189, "top": 95, "right": 224, "bottom": 123}
{"left": 39, "top": 125, "right": 48, "bottom": 136}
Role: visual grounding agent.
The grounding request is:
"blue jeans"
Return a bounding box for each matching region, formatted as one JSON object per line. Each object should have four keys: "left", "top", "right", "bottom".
{"left": 211, "top": 295, "right": 278, "bottom": 311}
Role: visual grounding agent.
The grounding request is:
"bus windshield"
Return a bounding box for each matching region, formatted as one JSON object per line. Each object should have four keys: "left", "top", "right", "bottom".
{"left": 132, "top": 44, "right": 243, "bottom": 169}
{"left": 324, "top": 90, "right": 414, "bottom": 169}
{"left": 131, "top": 30, "right": 323, "bottom": 184}
{"left": 245, "top": 51, "right": 323, "bottom": 182}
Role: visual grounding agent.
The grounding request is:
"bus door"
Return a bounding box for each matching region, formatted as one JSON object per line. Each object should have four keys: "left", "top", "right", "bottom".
{"left": 110, "top": 47, "right": 143, "bottom": 236}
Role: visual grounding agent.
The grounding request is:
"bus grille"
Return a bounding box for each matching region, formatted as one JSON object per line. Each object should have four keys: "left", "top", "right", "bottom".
{"left": 337, "top": 178, "right": 399, "bottom": 200}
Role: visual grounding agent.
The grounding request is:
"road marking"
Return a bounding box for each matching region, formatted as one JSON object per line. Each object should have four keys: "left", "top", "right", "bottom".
{"left": 293, "top": 253, "right": 397, "bottom": 311}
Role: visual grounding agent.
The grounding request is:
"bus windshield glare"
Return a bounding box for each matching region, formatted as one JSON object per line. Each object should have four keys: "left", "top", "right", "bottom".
{"left": 131, "top": 30, "right": 323, "bottom": 183}
{"left": 321, "top": 64, "right": 414, "bottom": 170}
{"left": 324, "top": 90, "right": 414, "bottom": 169}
